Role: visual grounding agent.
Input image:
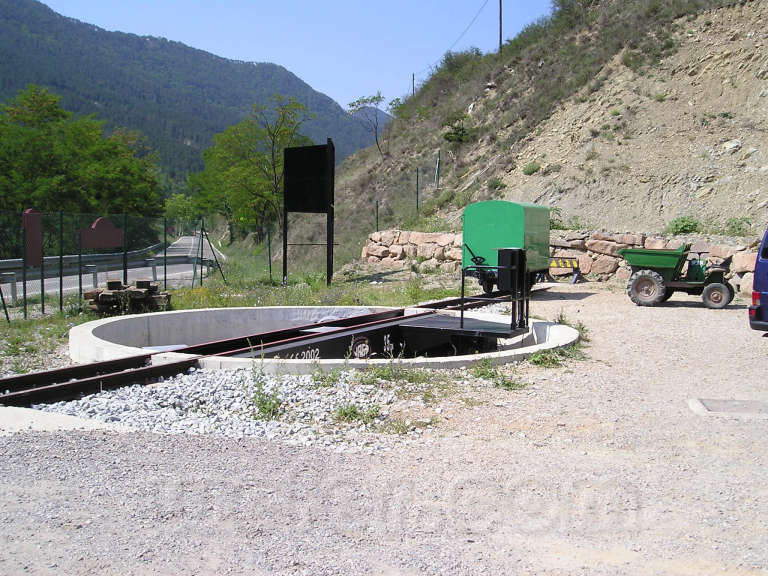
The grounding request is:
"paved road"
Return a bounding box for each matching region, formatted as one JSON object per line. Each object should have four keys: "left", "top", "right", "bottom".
{"left": 0, "top": 236, "right": 221, "bottom": 305}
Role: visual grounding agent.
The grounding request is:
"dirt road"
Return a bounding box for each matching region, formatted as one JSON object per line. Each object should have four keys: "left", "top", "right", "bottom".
{"left": 1, "top": 284, "right": 766, "bottom": 575}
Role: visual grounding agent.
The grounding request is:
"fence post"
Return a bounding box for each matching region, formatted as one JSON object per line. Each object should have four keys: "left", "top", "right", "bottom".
{"left": 267, "top": 228, "right": 272, "bottom": 283}
{"left": 375, "top": 200, "right": 379, "bottom": 232}
{"left": 163, "top": 217, "right": 167, "bottom": 291}
{"left": 199, "top": 219, "right": 205, "bottom": 287}
{"left": 59, "top": 211, "right": 63, "bottom": 312}
{"left": 191, "top": 219, "right": 201, "bottom": 288}
{"left": 416, "top": 168, "right": 420, "bottom": 215}
{"left": 40, "top": 225, "right": 45, "bottom": 315}
{"left": 122, "top": 213, "right": 128, "bottom": 285}
{"left": 77, "top": 232, "right": 82, "bottom": 311}
{"left": 22, "top": 226, "right": 27, "bottom": 320}
{"left": 0, "top": 281, "right": 8, "bottom": 324}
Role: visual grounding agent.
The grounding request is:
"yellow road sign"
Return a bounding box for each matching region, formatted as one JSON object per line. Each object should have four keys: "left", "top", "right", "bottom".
{"left": 549, "top": 257, "right": 579, "bottom": 269}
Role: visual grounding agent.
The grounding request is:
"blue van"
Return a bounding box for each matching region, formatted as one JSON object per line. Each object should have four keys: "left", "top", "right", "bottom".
{"left": 750, "top": 226, "right": 768, "bottom": 331}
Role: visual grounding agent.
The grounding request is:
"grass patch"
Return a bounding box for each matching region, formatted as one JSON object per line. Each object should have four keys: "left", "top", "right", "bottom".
{"left": 360, "top": 362, "right": 429, "bottom": 384}
{"left": 381, "top": 417, "right": 409, "bottom": 435}
{"left": 0, "top": 308, "right": 97, "bottom": 374}
{"left": 359, "top": 363, "right": 456, "bottom": 405}
{"left": 335, "top": 403, "right": 380, "bottom": 424}
{"left": 664, "top": 216, "right": 701, "bottom": 235}
{"left": 528, "top": 311, "right": 589, "bottom": 367}
{"left": 529, "top": 310, "right": 590, "bottom": 368}
{"left": 251, "top": 375, "right": 282, "bottom": 420}
{"left": 312, "top": 365, "right": 343, "bottom": 388}
{"left": 523, "top": 161, "right": 542, "bottom": 176}
{"left": 529, "top": 349, "right": 564, "bottom": 368}
{"left": 471, "top": 357, "right": 525, "bottom": 390}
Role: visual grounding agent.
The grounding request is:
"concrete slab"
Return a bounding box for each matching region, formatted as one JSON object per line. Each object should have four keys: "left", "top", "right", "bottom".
{"left": 0, "top": 406, "right": 131, "bottom": 436}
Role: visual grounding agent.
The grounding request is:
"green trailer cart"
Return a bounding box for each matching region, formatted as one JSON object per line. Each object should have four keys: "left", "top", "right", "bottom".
{"left": 618, "top": 244, "right": 734, "bottom": 308}
{"left": 462, "top": 200, "right": 550, "bottom": 293}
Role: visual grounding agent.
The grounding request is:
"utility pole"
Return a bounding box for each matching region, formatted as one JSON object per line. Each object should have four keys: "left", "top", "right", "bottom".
{"left": 499, "top": 0, "right": 503, "bottom": 56}
{"left": 412, "top": 73, "right": 415, "bottom": 96}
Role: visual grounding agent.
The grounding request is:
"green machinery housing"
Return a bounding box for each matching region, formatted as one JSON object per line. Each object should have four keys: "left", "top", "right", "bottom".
{"left": 462, "top": 200, "right": 550, "bottom": 293}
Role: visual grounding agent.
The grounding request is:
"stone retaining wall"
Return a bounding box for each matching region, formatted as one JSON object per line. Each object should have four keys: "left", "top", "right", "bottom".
{"left": 361, "top": 229, "right": 760, "bottom": 295}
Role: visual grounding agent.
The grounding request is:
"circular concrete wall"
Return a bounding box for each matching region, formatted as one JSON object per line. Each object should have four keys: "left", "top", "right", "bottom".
{"left": 69, "top": 306, "right": 579, "bottom": 373}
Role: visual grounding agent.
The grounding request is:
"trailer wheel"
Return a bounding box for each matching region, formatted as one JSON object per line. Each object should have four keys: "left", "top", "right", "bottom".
{"left": 702, "top": 283, "right": 729, "bottom": 309}
{"left": 627, "top": 270, "right": 666, "bottom": 306}
{"left": 481, "top": 277, "right": 495, "bottom": 294}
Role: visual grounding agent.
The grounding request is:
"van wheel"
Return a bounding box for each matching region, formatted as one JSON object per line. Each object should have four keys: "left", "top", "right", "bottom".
{"left": 702, "top": 283, "right": 729, "bottom": 309}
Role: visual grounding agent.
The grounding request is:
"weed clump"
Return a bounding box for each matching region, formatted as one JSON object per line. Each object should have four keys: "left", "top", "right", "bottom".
{"left": 471, "top": 357, "right": 525, "bottom": 391}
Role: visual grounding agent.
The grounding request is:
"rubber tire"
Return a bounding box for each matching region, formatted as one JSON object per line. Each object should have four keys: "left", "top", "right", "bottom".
{"left": 661, "top": 289, "right": 675, "bottom": 302}
{"left": 481, "top": 277, "right": 495, "bottom": 294}
{"left": 725, "top": 282, "right": 735, "bottom": 305}
{"left": 702, "top": 282, "right": 729, "bottom": 309}
{"left": 627, "top": 269, "right": 666, "bottom": 306}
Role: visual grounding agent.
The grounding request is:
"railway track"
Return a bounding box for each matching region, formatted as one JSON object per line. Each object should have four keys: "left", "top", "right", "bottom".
{"left": 0, "top": 292, "right": 515, "bottom": 408}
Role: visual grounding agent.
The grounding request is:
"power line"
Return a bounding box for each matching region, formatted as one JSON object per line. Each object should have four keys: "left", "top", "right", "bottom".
{"left": 447, "top": 0, "right": 491, "bottom": 53}
{"left": 415, "top": 0, "right": 492, "bottom": 77}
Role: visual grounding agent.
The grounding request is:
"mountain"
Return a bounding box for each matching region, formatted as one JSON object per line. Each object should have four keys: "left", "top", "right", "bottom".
{"left": 326, "top": 0, "right": 766, "bottom": 266}
{"left": 0, "top": 0, "right": 374, "bottom": 184}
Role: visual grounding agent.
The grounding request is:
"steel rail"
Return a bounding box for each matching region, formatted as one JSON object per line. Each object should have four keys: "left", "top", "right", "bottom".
{"left": 0, "top": 356, "right": 200, "bottom": 406}
{"left": 0, "top": 293, "right": 499, "bottom": 407}
{"left": 216, "top": 310, "right": 437, "bottom": 358}
{"left": 182, "top": 308, "right": 407, "bottom": 356}
{"left": 0, "top": 354, "right": 153, "bottom": 394}
{"left": 414, "top": 290, "right": 511, "bottom": 310}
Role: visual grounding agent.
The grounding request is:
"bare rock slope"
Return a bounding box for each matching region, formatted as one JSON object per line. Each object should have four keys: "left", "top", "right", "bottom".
{"left": 495, "top": 1, "right": 768, "bottom": 232}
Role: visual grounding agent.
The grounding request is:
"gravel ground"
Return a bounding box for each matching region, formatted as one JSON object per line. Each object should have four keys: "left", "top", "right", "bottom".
{"left": 2, "top": 283, "right": 768, "bottom": 575}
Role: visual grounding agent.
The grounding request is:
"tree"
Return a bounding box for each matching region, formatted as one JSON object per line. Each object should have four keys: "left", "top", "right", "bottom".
{"left": 348, "top": 92, "right": 386, "bottom": 158}
{"left": 164, "top": 192, "right": 197, "bottom": 224}
{"left": 0, "top": 85, "right": 163, "bottom": 216}
{"left": 189, "top": 95, "right": 313, "bottom": 242}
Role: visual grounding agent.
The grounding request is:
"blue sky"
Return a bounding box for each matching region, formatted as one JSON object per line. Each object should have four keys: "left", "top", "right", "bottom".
{"left": 42, "top": 0, "right": 553, "bottom": 109}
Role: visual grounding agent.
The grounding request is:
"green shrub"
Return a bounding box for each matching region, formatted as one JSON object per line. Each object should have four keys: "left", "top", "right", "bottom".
{"left": 523, "top": 162, "right": 541, "bottom": 176}
{"left": 252, "top": 378, "right": 282, "bottom": 420}
{"left": 724, "top": 217, "right": 750, "bottom": 236}
{"left": 334, "top": 403, "right": 379, "bottom": 424}
{"left": 487, "top": 177, "right": 506, "bottom": 192}
{"left": 529, "top": 349, "right": 563, "bottom": 368}
{"left": 664, "top": 216, "right": 701, "bottom": 235}
{"left": 312, "top": 365, "right": 342, "bottom": 387}
{"left": 442, "top": 111, "right": 476, "bottom": 143}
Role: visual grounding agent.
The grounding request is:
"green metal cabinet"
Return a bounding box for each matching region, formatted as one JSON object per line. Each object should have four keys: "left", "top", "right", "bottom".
{"left": 462, "top": 200, "right": 550, "bottom": 274}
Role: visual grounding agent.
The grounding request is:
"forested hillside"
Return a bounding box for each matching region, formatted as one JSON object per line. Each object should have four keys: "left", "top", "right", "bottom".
{"left": 0, "top": 0, "right": 374, "bottom": 186}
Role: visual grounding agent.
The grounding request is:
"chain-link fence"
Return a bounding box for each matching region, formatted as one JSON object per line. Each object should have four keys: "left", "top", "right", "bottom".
{"left": 0, "top": 210, "right": 224, "bottom": 320}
